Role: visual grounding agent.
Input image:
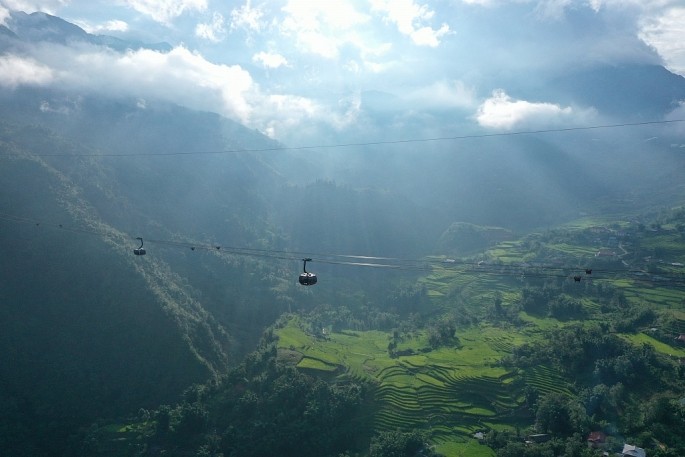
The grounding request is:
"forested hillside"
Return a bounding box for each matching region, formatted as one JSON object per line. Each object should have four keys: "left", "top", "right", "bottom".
{"left": 0, "top": 93, "right": 444, "bottom": 455}
{"left": 75, "top": 208, "right": 685, "bottom": 457}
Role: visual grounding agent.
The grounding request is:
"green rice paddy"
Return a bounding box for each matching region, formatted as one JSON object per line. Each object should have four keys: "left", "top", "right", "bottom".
{"left": 275, "top": 318, "right": 557, "bottom": 456}
{"left": 275, "top": 218, "right": 685, "bottom": 456}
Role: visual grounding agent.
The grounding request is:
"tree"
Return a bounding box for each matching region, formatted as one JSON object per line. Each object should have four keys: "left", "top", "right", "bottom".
{"left": 535, "top": 393, "right": 573, "bottom": 435}
{"left": 368, "top": 430, "right": 435, "bottom": 457}
{"left": 155, "top": 405, "right": 171, "bottom": 438}
{"left": 427, "top": 318, "right": 457, "bottom": 348}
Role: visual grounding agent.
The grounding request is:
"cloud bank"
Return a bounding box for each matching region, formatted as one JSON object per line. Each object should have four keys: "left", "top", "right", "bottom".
{"left": 2, "top": 0, "right": 683, "bottom": 144}
{"left": 123, "top": 0, "right": 207, "bottom": 24}
{"left": 0, "top": 38, "right": 360, "bottom": 140}
{"left": 0, "top": 54, "right": 53, "bottom": 87}
{"left": 475, "top": 90, "right": 579, "bottom": 130}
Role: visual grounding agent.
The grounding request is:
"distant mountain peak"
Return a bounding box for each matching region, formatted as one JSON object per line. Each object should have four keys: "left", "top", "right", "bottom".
{"left": 551, "top": 63, "right": 685, "bottom": 119}
{"left": 8, "top": 10, "right": 88, "bottom": 43}
{"left": 4, "top": 10, "right": 171, "bottom": 53}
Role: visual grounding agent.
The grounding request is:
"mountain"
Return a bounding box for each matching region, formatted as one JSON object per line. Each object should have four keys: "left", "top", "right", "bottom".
{"left": 2, "top": 10, "right": 685, "bottom": 457}
{"left": 0, "top": 121, "right": 234, "bottom": 456}
{"left": 0, "top": 91, "right": 442, "bottom": 455}
{"left": 1, "top": 11, "right": 171, "bottom": 52}
{"left": 550, "top": 63, "right": 685, "bottom": 119}
{"left": 0, "top": 24, "right": 18, "bottom": 39}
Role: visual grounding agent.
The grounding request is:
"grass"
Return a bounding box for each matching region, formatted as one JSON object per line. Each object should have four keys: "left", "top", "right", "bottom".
{"left": 619, "top": 332, "right": 685, "bottom": 358}
{"left": 434, "top": 439, "right": 496, "bottom": 457}
{"left": 545, "top": 243, "right": 597, "bottom": 258}
{"left": 297, "top": 357, "right": 339, "bottom": 371}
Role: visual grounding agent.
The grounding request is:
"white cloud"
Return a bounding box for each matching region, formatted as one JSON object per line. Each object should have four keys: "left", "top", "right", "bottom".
{"left": 281, "top": 0, "right": 368, "bottom": 30}
{"left": 533, "top": 0, "right": 574, "bottom": 20}
{"left": 252, "top": 51, "right": 288, "bottom": 69}
{"left": 93, "top": 46, "right": 252, "bottom": 121}
{"left": 475, "top": 89, "right": 575, "bottom": 129}
{"left": 260, "top": 91, "right": 360, "bottom": 139}
{"left": 279, "top": 0, "right": 370, "bottom": 58}
{"left": 123, "top": 0, "right": 207, "bottom": 24}
{"left": 0, "top": 5, "right": 9, "bottom": 25}
{"left": 196, "top": 11, "right": 225, "bottom": 42}
{"left": 346, "top": 54, "right": 393, "bottom": 74}
{"left": 406, "top": 80, "right": 477, "bottom": 109}
{"left": 410, "top": 24, "right": 450, "bottom": 47}
{"left": 230, "top": 0, "right": 265, "bottom": 32}
{"left": 24, "top": 43, "right": 253, "bottom": 122}
{"left": 9, "top": 41, "right": 357, "bottom": 141}
{"left": 75, "top": 19, "right": 129, "bottom": 34}
{"left": 39, "top": 97, "right": 80, "bottom": 114}
{"left": 370, "top": 0, "right": 450, "bottom": 47}
{"left": 639, "top": 6, "right": 685, "bottom": 76}
{"left": 0, "top": 0, "right": 68, "bottom": 14}
{"left": 0, "top": 54, "right": 53, "bottom": 88}
{"left": 100, "top": 19, "right": 128, "bottom": 32}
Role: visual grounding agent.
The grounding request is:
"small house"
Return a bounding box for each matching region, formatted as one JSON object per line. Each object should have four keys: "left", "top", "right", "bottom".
{"left": 621, "top": 443, "right": 646, "bottom": 457}
{"left": 587, "top": 431, "right": 606, "bottom": 448}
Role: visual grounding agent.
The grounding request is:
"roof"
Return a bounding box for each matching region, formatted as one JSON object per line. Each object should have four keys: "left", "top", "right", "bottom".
{"left": 622, "top": 444, "right": 646, "bottom": 457}
{"left": 587, "top": 431, "right": 606, "bottom": 443}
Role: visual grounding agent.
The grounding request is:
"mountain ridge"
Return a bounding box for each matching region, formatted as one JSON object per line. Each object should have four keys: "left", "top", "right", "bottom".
{"left": 2, "top": 11, "right": 172, "bottom": 52}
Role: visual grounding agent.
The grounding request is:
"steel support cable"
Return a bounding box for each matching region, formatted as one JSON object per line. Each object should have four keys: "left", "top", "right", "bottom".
{"left": 2, "top": 211, "right": 685, "bottom": 284}
{"left": 1, "top": 119, "right": 683, "bottom": 158}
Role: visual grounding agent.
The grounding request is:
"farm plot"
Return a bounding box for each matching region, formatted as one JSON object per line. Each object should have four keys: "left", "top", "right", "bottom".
{"left": 274, "top": 318, "right": 555, "bottom": 455}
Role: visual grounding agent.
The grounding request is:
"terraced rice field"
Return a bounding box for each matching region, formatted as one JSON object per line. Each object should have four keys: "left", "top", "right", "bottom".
{"left": 544, "top": 243, "right": 597, "bottom": 259}
{"left": 274, "top": 220, "right": 685, "bottom": 456}
{"left": 275, "top": 318, "right": 555, "bottom": 456}
{"left": 624, "top": 285, "right": 685, "bottom": 308}
{"left": 421, "top": 264, "right": 522, "bottom": 312}
{"left": 522, "top": 365, "right": 572, "bottom": 397}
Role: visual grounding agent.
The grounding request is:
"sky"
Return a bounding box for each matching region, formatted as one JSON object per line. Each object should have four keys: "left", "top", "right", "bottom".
{"left": 1, "top": 0, "right": 684, "bottom": 145}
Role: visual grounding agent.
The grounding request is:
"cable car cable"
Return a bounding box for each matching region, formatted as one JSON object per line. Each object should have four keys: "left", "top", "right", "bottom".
{"left": 2, "top": 211, "right": 684, "bottom": 285}
{"left": 2, "top": 211, "right": 678, "bottom": 282}
{"left": 2, "top": 119, "right": 683, "bottom": 158}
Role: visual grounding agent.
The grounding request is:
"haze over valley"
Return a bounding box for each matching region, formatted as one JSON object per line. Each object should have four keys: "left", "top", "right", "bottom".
{"left": 2, "top": 2, "right": 685, "bottom": 456}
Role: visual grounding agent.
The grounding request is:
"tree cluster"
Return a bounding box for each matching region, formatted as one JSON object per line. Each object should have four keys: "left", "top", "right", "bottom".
{"left": 109, "top": 334, "right": 373, "bottom": 457}
{"left": 495, "top": 324, "right": 685, "bottom": 456}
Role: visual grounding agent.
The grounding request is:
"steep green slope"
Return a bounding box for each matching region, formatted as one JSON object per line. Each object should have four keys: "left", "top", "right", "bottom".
{"left": 0, "top": 102, "right": 445, "bottom": 455}
{"left": 0, "top": 123, "right": 244, "bottom": 455}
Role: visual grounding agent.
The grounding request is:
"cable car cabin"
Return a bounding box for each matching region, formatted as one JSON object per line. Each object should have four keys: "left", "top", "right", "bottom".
{"left": 134, "top": 237, "right": 146, "bottom": 256}
{"left": 299, "top": 272, "right": 317, "bottom": 286}
{"left": 298, "top": 258, "right": 317, "bottom": 286}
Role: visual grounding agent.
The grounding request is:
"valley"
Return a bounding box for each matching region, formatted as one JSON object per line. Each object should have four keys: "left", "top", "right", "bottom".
{"left": 2, "top": 7, "right": 685, "bottom": 456}
{"left": 69, "top": 213, "right": 685, "bottom": 457}
{"left": 269, "top": 216, "right": 685, "bottom": 456}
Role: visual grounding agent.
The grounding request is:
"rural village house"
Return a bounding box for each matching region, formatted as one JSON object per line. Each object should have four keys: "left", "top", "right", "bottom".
{"left": 621, "top": 443, "right": 646, "bottom": 457}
